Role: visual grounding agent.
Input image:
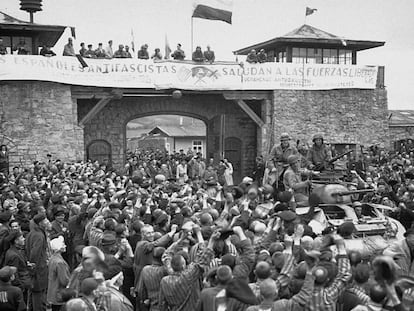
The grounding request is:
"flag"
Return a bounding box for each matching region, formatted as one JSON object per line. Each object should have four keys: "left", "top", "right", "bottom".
{"left": 164, "top": 34, "right": 171, "bottom": 59}
{"left": 70, "top": 27, "right": 76, "bottom": 39}
{"left": 192, "top": 0, "right": 233, "bottom": 24}
{"left": 305, "top": 7, "right": 317, "bottom": 16}
{"left": 130, "top": 28, "right": 135, "bottom": 54}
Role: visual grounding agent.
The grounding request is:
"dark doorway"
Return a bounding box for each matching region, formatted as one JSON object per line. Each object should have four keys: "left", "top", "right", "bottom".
{"left": 87, "top": 140, "right": 112, "bottom": 166}
{"left": 225, "top": 137, "right": 242, "bottom": 184}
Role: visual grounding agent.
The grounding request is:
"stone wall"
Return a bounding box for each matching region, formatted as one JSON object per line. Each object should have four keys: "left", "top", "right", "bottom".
{"left": 0, "top": 80, "right": 391, "bottom": 178}
{"left": 270, "top": 89, "right": 389, "bottom": 150}
{"left": 0, "top": 82, "right": 84, "bottom": 168}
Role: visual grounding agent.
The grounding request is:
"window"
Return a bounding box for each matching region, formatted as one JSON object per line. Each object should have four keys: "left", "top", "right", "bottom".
{"left": 290, "top": 48, "right": 323, "bottom": 64}
{"left": 338, "top": 49, "right": 352, "bottom": 64}
{"left": 11, "top": 36, "right": 33, "bottom": 55}
{"left": 286, "top": 47, "right": 353, "bottom": 64}
{"left": 307, "top": 48, "right": 323, "bottom": 64}
{"left": 267, "top": 50, "right": 275, "bottom": 62}
{"left": 277, "top": 51, "right": 286, "bottom": 63}
{"left": 0, "top": 37, "right": 12, "bottom": 54}
{"left": 323, "top": 49, "right": 338, "bottom": 64}
{"left": 192, "top": 140, "right": 203, "bottom": 154}
{"left": 0, "top": 36, "right": 33, "bottom": 55}
{"left": 292, "top": 47, "right": 307, "bottom": 64}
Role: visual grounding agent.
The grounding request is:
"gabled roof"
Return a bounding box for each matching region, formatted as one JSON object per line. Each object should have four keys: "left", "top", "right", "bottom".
{"left": 389, "top": 110, "right": 414, "bottom": 126}
{"left": 0, "top": 11, "right": 29, "bottom": 25}
{"left": 283, "top": 24, "right": 339, "bottom": 40}
{"left": 0, "top": 11, "right": 73, "bottom": 47}
{"left": 234, "top": 24, "right": 385, "bottom": 55}
{"left": 148, "top": 126, "right": 205, "bottom": 137}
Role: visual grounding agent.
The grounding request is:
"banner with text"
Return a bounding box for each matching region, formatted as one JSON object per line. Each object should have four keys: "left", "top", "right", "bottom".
{"left": 0, "top": 55, "right": 378, "bottom": 90}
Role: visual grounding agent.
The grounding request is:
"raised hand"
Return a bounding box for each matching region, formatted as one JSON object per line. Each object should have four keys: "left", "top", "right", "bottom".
{"left": 294, "top": 224, "right": 305, "bottom": 240}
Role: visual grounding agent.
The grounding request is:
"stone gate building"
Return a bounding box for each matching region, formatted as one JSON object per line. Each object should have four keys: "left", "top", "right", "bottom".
{"left": 0, "top": 19, "right": 400, "bottom": 182}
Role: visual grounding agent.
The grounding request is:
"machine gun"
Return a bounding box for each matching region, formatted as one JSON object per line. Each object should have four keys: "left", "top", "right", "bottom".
{"left": 328, "top": 149, "right": 353, "bottom": 165}
{"left": 314, "top": 150, "right": 353, "bottom": 171}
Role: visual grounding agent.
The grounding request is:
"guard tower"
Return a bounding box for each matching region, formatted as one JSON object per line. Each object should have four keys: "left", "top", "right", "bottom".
{"left": 234, "top": 24, "right": 384, "bottom": 65}
{"left": 0, "top": 10, "right": 72, "bottom": 55}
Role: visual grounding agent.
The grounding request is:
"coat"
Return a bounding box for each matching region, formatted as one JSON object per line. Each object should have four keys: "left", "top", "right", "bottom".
{"left": 50, "top": 220, "right": 68, "bottom": 240}
{"left": 133, "top": 235, "right": 172, "bottom": 290}
{"left": 106, "top": 286, "right": 134, "bottom": 311}
{"left": 383, "top": 238, "right": 414, "bottom": 277}
{"left": 306, "top": 144, "right": 331, "bottom": 169}
{"left": 269, "top": 144, "right": 299, "bottom": 188}
{"left": 0, "top": 223, "right": 10, "bottom": 265}
{"left": 25, "top": 223, "right": 49, "bottom": 291}
{"left": 4, "top": 245, "right": 32, "bottom": 289}
{"left": 47, "top": 253, "right": 70, "bottom": 305}
{"left": 0, "top": 280, "right": 26, "bottom": 311}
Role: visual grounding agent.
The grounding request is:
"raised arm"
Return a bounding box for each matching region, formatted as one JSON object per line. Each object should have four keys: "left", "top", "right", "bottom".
{"left": 325, "top": 234, "right": 352, "bottom": 301}
{"left": 274, "top": 234, "right": 295, "bottom": 292}
{"left": 272, "top": 264, "right": 315, "bottom": 311}
{"left": 232, "top": 226, "right": 255, "bottom": 279}
{"left": 254, "top": 217, "right": 281, "bottom": 253}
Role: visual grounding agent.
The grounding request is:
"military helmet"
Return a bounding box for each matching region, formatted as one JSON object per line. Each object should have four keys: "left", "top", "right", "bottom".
{"left": 287, "top": 154, "right": 300, "bottom": 165}
{"left": 312, "top": 133, "right": 324, "bottom": 142}
{"left": 280, "top": 133, "right": 291, "bottom": 141}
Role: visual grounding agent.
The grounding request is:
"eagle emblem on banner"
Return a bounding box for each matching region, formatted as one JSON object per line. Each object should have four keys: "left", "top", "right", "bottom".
{"left": 177, "top": 66, "right": 220, "bottom": 85}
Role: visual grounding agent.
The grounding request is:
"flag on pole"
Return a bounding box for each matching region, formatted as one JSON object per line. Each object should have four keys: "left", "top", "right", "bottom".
{"left": 130, "top": 28, "right": 136, "bottom": 58}
{"left": 192, "top": 0, "right": 233, "bottom": 24}
{"left": 305, "top": 7, "right": 317, "bottom": 16}
{"left": 164, "top": 34, "right": 171, "bottom": 59}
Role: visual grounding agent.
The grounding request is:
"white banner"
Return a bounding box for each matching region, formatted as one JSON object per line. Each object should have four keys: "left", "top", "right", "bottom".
{"left": 0, "top": 55, "right": 378, "bottom": 90}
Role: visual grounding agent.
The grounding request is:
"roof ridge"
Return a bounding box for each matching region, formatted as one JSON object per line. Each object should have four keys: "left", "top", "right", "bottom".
{"left": 0, "top": 10, "right": 30, "bottom": 24}
{"left": 282, "top": 24, "right": 340, "bottom": 39}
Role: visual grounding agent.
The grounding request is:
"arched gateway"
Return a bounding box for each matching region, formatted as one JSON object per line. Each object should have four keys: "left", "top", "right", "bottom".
{"left": 75, "top": 88, "right": 271, "bottom": 178}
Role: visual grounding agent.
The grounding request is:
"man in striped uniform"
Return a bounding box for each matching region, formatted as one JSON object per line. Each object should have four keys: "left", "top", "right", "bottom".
{"left": 158, "top": 230, "right": 218, "bottom": 311}
{"left": 305, "top": 234, "right": 352, "bottom": 311}
{"left": 133, "top": 224, "right": 176, "bottom": 302}
{"left": 137, "top": 247, "right": 168, "bottom": 311}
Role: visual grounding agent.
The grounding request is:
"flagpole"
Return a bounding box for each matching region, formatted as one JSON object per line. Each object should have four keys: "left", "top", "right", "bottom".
{"left": 191, "top": 17, "right": 194, "bottom": 54}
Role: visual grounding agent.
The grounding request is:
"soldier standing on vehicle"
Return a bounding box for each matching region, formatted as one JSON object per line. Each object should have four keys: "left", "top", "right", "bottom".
{"left": 283, "top": 154, "right": 312, "bottom": 206}
{"left": 307, "top": 134, "right": 331, "bottom": 171}
{"left": 269, "top": 133, "right": 299, "bottom": 192}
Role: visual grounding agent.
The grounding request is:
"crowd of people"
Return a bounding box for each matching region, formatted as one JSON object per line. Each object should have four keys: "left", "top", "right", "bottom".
{"left": 246, "top": 49, "right": 268, "bottom": 64}
{"left": 2, "top": 37, "right": 276, "bottom": 64}
{"left": 61, "top": 38, "right": 217, "bottom": 62}
{"left": 0, "top": 134, "right": 413, "bottom": 311}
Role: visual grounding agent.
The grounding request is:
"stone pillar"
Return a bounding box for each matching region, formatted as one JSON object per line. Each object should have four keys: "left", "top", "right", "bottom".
{"left": 271, "top": 89, "right": 389, "bottom": 149}
{"left": 0, "top": 82, "right": 84, "bottom": 167}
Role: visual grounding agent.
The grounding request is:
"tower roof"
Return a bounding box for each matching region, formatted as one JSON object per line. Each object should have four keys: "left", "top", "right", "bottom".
{"left": 234, "top": 24, "right": 384, "bottom": 55}
{"left": 0, "top": 10, "right": 73, "bottom": 47}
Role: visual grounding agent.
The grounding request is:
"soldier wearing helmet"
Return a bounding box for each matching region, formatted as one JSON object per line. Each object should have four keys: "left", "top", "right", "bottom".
{"left": 269, "top": 133, "right": 299, "bottom": 192}
{"left": 283, "top": 154, "right": 312, "bottom": 205}
{"left": 307, "top": 133, "right": 331, "bottom": 171}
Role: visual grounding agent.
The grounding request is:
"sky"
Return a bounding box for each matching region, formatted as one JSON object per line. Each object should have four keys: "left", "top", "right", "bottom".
{"left": 2, "top": 0, "right": 414, "bottom": 109}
